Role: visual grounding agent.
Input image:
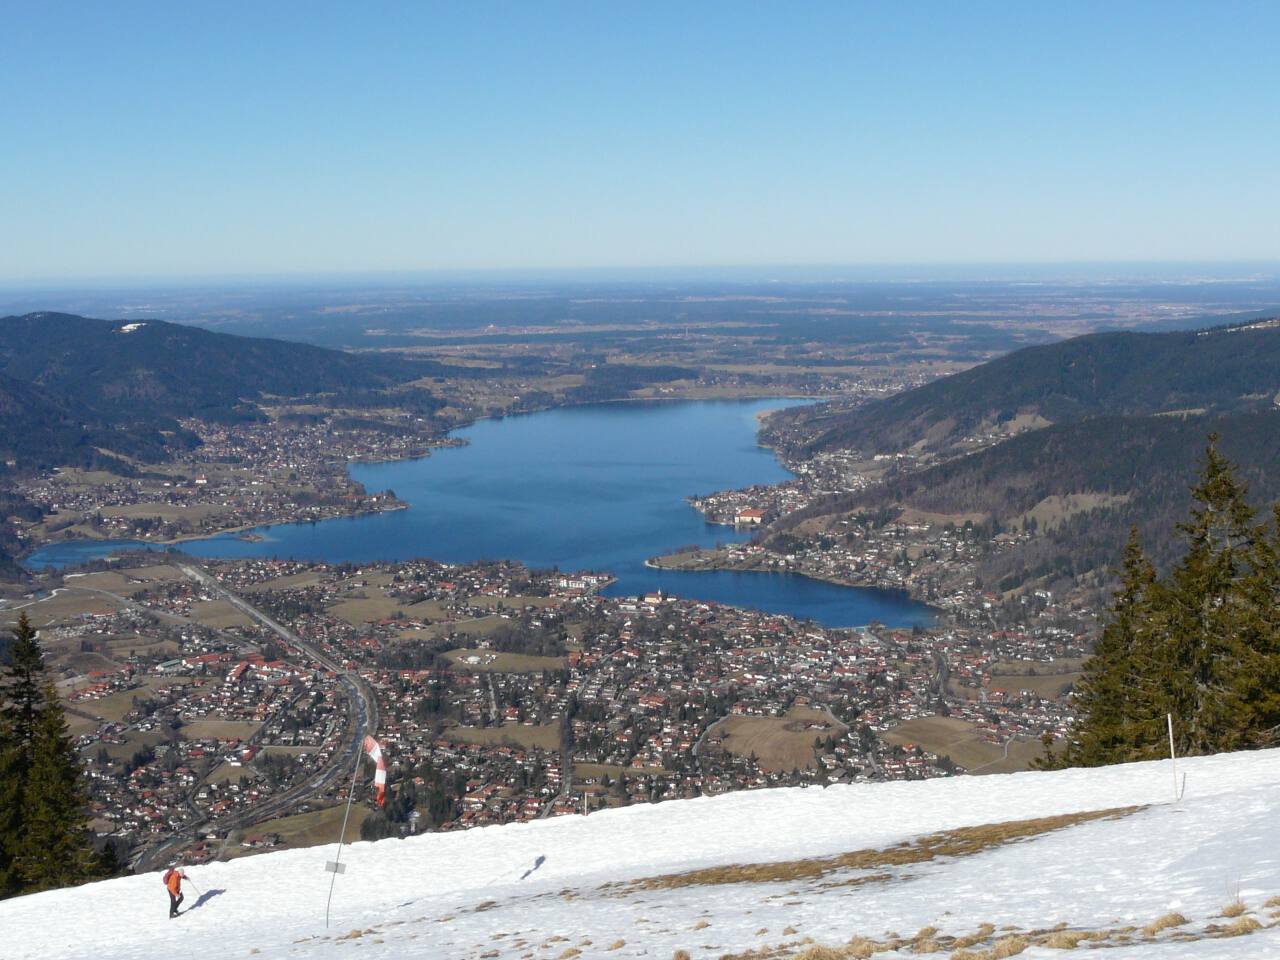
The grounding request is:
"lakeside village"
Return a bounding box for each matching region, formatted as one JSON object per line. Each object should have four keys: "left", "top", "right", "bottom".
{"left": 11, "top": 416, "right": 442, "bottom": 551}
{"left": 22, "top": 552, "right": 1090, "bottom": 868}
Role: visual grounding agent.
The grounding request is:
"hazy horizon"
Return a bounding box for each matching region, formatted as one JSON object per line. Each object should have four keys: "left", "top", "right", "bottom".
{"left": 3, "top": 3, "right": 1278, "bottom": 280}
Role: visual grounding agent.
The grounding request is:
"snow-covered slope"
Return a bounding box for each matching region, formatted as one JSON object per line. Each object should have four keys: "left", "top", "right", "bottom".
{"left": 6, "top": 750, "right": 1280, "bottom": 959}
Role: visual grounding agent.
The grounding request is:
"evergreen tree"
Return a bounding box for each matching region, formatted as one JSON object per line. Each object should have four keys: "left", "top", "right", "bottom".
{"left": 1234, "top": 503, "right": 1280, "bottom": 747}
{"left": 1161, "top": 437, "right": 1257, "bottom": 754}
{"left": 1, "top": 614, "right": 100, "bottom": 897}
{"left": 0, "top": 704, "right": 21, "bottom": 897}
{"left": 16, "top": 681, "right": 95, "bottom": 892}
{"left": 3, "top": 613, "right": 45, "bottom": 758}
{"left": 1061, "top": 438, "right": 1280, "bottom": 767}
{"left": 1054, "top": 528, "right": 1160, "bottom": 767}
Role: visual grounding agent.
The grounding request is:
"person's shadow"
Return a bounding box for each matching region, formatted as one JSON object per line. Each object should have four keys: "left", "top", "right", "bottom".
{"left": 187, "top": 889, "right": 227, "bottom": 912}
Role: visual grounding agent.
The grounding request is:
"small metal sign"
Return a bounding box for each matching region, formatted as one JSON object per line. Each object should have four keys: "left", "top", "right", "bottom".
{"left": 325, "top": 861, "right": 347, "bottom": 874}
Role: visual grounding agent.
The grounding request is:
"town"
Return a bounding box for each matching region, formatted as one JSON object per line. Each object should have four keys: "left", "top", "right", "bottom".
{"left": 9, "top": 549, "right": 1086, "bottom": 870}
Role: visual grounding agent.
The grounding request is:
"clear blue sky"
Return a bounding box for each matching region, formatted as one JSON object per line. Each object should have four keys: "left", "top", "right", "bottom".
{"left": 2, "top": 1, "right": 1278, "bottom": 281}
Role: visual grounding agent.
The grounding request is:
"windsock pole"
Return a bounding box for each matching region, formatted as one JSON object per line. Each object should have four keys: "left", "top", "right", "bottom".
{"left": 324, "top": 744, "right": 364, "bottom": 928}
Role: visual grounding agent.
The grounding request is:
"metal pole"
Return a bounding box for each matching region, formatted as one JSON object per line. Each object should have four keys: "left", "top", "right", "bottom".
{"left": 1167, "top": 713, "right": 1179, "bottom": 803}
{"left": 324, "top": 744, "right": 364, "bottom": 928}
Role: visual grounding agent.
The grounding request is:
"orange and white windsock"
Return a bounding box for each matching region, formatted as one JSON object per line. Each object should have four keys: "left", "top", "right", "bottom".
{"left": 362, "top": 735, "right": 387, "bottom": 806}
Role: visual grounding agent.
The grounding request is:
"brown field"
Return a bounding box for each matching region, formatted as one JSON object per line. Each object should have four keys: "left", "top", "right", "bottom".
{"left": 402, "top": 598, "right": 451, "bottom": 620}
{"left": 443, "top": 614, "right": 509, "bottom": 637}
{"left": 246, "top": 804, "right": 370, "bottom": 851}
{"left": 329, "top": 595, "right": 407, "bottom": 625}
{"left": 881, "top": 716, "right": 1044, "bottom": 774}
{"left": 244, "top": 571, "right": 327, "bottom": 592}
{"left": 91, "top": 728, "right": 169, "bottom": 762}
{"left": 183, "top": 719, "right": 261, "bottom": 741}
{"left": 717, "top": 706, "right": 844, "bottom": 772}
{"left": 987, "top": 671, "right": 1081, "bottom": 699}
{"left": 443, "top": 649, "right": 566, "bottom": 672}
{"left": 186, "top": 599, "right": 255, "bottom": 629}
{"left": 1018, "top": 493, "right": 1129, "bottom": 534}
{"left": 2, "top": 589, "right": 123, "bottom": 629}
{"left": 205, "top": 761, "right": 255, "bottom": 785}
{"left": 60, "top": 676, "right": 178, "bottom": 733}
{"left": 118, "top": 564, "right": 187, "bottom": 583}
{"left": 63, "top": 571, "right": 141, "bottom": 593}
{"left": 986, "top": 658, "right": 1087, "bottom": 700}
{"left": 445, "top": 723, "right": 562, "bottom": 751}
{"left": 99, "top": 502, "right": 228, "bottom": 522}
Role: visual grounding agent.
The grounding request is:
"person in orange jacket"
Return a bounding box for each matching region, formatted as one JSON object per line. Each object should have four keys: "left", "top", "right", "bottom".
{"left": 163, "top": 865, "right": 189, "bottom": 917}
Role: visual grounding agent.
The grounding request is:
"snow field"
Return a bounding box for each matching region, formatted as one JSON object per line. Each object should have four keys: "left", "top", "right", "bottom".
{"left": 2, "top": 748, "right": 1279, "bottom": 959}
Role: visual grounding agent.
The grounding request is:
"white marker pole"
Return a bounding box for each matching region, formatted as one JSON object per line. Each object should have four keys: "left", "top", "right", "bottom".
{"left": 325, "top": 744, "right": 364, "bottom": 928}
{"left": 1167, "top": 713, "right": 1179, "bottom": 803}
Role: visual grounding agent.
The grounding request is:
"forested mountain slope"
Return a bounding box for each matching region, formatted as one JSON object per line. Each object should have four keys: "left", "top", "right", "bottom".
{"left": 797, "top": 320, "right": 1280, "bottom": 459}
{"left": 0, "top": 313, "right": 429, "bottom": 470}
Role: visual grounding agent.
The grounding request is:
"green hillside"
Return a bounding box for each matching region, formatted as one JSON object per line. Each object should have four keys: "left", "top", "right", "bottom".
{"left": 798, "top": 320, "right": 1280, "bottom": 459}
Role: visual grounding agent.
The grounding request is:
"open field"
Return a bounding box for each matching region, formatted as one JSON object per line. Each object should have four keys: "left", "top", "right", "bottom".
{"left": 60, "top": 676, "right": 181, "bottom": 733}
{"left": 183, "top": 720, "right": 261, "bottom": 741}
{"left": 244, "top": 803, "right": 370, "bottom": 852}
{"left": 205, "top": 761, "right": 255, "bottom": 785}
{"left": 402, "top": 599, "right": 451, "bottom": 620}
{"left": 186, "top": 599, "right": 255, "bottom": 629}
{"left": 717, "top": 706, "right": 843, "bottom": 772}
{"left": 1, "top": 589, "right": 123, "bottom": 629}
{"left": 92, "top": 728, "right": 170, "bottom": 762}
{"left": 986, "top": 658, "right": 1087, "bottom": 700}
{"left": 99, "top": 502, "right": 228, "bottom": 523}
{"left": 881, "top": 715, "right": 1044, "bottom": 774}
{"left": 443, "top": 649, "right": 566, "bottom": 672}
{"left": 445, "top": 723, "right": 562, "bottom": 751}
{"left": 329, "top": 595, "right": 407, "bottom": 625}
{"left": 244, "top": 570, "right": 327, "bottom": 592}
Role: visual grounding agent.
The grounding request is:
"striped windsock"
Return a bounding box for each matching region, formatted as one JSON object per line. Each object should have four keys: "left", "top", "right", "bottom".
{"left": 362, "top": 735, "right": 387, "bottom": 806}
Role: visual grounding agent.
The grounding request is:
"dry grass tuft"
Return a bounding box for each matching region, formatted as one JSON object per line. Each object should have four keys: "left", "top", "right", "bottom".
{"left": 912, "top": 938, "right": 944, "bottom": 954}
{"left": 625, "top": 808, "right": 1140, "bottom": 891}
{"left": 1042, "top": 930, "right": 1091, "bottom": 949}
{"left": 795, "top": 948, "right": 845, "bottom": 960}
{"left": 949, "top": 951, "right": 985, "bottom": 960}
{"left": 953, "top": 923, "right": 996, "bottom": 948}
{"left": 1222, "top": 916, "right": 1262, "bottom": 937}
{"left": 1265, "top": 895, "right": 1280, "bottom": 908}
{"left": 607, "top": 941, "right": 626, "bottom": 951}
{"left": 693, "top": 919, "right": 710, "bottom": 930}
{"left": 1143, "top": 912, "right": 1188, "bottom": 936}
{"left": 846, "top": 938, "right": 880, "bottom": 959}
{"left": 989, "top": 935, "right": 1028, "bottom": 958}
{"left": 784, "top": 927, "right": 799, "bottom": 936}
{"left": 1222, "top": 900, "right": 1248, "bottom": 918}
{"left": 557, "top": 950, "right": 582, "bottom": 960}
{"left": 673, "top": 952, "right": 692, "bottom": 960}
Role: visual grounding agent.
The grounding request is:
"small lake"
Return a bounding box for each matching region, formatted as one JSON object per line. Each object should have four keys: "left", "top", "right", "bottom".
{"left": 26, "top": 400, "right": 933, "bottom": 628}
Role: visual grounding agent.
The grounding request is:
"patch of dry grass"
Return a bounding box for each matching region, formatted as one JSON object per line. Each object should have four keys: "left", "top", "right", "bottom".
{"left": 626, "top": 808, "right": 1141, "bottom": 891}
{"left": 1042, "top": 930, "right": 1091, "bottom": 949}
{"left": 1220, "top": 916, "right": 1262, "bottom": 937}
{"left": 1221, "top": 900, "right": 1247, "bottom": 917}
{"left": 952, "top": 924, "right": 996, "bottom": 948}
{"left": 989, "top": 935, "right": 1028, "bottom": 958}
{"left": 1143, "top": 912, "right": 1188, "bottom": 936}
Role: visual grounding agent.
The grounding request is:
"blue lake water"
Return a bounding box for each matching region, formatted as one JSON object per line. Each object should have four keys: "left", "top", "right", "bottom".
{"left": 25, "top": 400, "right": 933, "bottom": 628}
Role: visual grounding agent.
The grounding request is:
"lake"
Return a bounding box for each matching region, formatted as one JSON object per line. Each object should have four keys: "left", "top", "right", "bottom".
{"left": 26, "top": 400, "right": 933, "bottom": 628}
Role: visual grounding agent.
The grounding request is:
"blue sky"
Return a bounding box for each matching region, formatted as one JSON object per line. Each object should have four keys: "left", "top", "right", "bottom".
{"left": 2, "top": 1, "right": 1278, "bottom": 280}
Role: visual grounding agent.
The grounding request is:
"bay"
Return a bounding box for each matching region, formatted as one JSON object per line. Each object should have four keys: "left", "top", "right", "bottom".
{"left": 26, "top": 400, "right": 933, "bottom": 628}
